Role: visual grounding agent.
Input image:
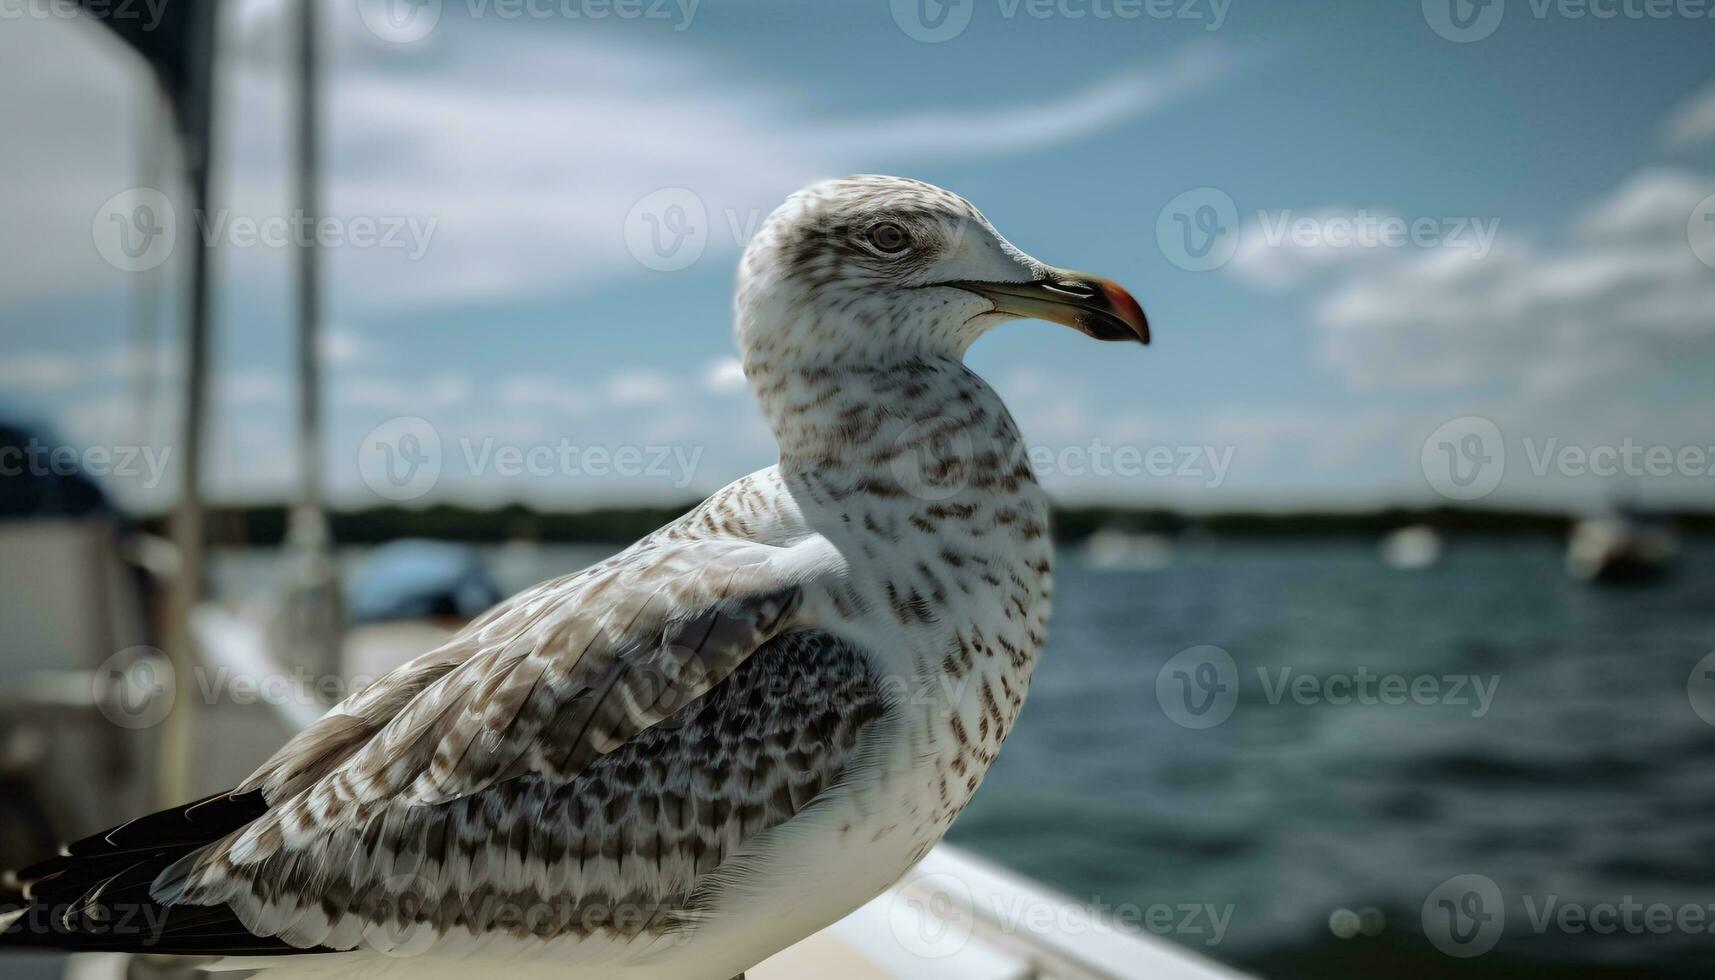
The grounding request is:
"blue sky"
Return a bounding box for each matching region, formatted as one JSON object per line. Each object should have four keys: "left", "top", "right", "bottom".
{"left": 2, "top": 0, "right": 1713, "bottom": 512}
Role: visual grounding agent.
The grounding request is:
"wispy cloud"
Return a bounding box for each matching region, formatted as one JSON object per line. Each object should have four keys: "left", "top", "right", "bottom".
{"left": 815, "top": 46, "right": 1234, "bottom": 161}
{"left": 0, "top": 10, "right": 1234, "bottom": 311}
{"left": 1664, "top": 81, "right": 1715, "bottom": 149}
{"left": 703, "top": 357, "right": 747, "bottom": 393}
{"left": 1312, "top": 169, "right": 1715, "bottom": 397}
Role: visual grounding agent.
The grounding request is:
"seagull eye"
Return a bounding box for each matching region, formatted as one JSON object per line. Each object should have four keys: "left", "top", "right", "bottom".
{"left": 866, "top": 222, "right": 912, "bottom": 255}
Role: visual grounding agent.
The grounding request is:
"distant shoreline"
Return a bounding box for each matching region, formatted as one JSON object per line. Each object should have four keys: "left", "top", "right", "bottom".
{"left": 134, "top": 503, "right": 1715, "bottom": 548}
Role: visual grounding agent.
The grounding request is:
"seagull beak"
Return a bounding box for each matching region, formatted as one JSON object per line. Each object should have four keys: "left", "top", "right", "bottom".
{"left": 948, "top": 269, "right": 1150, "bottom": 345}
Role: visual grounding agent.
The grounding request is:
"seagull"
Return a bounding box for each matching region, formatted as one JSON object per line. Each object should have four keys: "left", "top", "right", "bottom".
{"left": 1, "top": 175, "right": 1148, "bottom": 979}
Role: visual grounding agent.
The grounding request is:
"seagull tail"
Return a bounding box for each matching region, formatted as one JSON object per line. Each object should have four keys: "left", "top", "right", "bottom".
{"left": 0, "top": 788, "right": 329, "bottom": 957}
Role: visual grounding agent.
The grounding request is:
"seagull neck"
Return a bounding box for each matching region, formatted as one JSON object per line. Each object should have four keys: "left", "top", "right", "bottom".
{"left": 748, "top": 354, "right": 1022, "bottom": 480}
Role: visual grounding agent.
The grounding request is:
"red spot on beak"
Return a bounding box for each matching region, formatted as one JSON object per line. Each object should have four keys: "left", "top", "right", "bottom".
{"left": 1096, "top": 279, "right": 1150, "bottom": 345}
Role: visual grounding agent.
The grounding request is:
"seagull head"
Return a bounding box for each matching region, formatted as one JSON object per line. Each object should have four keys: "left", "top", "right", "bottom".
{"left": 735, "top": 175, "right": 1148, "bottom": 371}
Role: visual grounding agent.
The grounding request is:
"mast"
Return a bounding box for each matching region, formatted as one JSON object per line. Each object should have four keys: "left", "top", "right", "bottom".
{"left": 287, "top": 0, "right": 345, "bottom": 694}
{"left": 157, "top": 1, "right": 219, "bottom": 808}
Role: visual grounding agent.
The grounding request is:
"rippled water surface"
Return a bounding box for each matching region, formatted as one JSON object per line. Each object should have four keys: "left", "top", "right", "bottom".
{"left": 947, "top": 538, "right": 1715, "bottom": 978}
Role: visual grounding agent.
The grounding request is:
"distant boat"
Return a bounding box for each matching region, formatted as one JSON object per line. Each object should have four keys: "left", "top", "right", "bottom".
{"left": 1082, "top": 527, "right": 1175, "bottom": 571}
{"left": 345, "top": 539, "right": 504, "bottom": 623}
{"left": 1380, "top": 525, "right": 1444, "bottom": 570}
{"left": 1566, "top": 514, "right": 1678, "bottom": 586}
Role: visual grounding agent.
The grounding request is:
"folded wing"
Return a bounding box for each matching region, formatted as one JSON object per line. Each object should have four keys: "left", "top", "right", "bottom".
{"left": 4, "top": 529, "right": 888, "bottom": 957}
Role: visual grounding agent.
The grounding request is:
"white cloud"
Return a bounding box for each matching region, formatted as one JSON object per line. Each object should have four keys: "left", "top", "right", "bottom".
{"left": 1575, "top": 169, "right": 1712, "bottom": 241}
{"left": 1227, "top": 207, "right": 1503, "bottom": 292}
{"left": 1300, "top": 168, "right": 1715, "bottom": 504}
{"left": 702, "top": 357, "right": 747, "bottom": 393}
{"left": 0, "top": 345, "right": 178, "bottom": 395}
{"left": 817, "top": 46, "right": 1233, "bottom": 161}
{"left": 0, "top": 352, "right": 87, "bottom": 394}
{"left": 339, "top": 373, "right": 472, "bottom": 413}
{"left": 220, "top": 370, "right": 289, "bottom": 407}
{"left": 0, "top": 11, "right": 1233, "bottom": 310}
{"left": 296, "top": 33, "right": 1227, "bottom": 311}
{"left": 498, "top": 375, "right": 586, "bottom": 415}
{"left": 605, "top": 370, "right": 678, "bottom": 407}
{"left": 1664, "top": 81, "right": 1715, "bottom": 149}
{"left": 1227, "top": 207, "right": 1410, "bottom": 291}
{"left": 319, "top": 327, "right": 382, "bottom": 367}
{"left": 1314, "top": 170, "right": 1715, "bottom": 397}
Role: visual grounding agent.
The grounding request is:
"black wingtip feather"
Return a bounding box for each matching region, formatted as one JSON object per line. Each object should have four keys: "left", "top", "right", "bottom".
{"left": 1, "top": 788, "right": 330, "bottom": 956}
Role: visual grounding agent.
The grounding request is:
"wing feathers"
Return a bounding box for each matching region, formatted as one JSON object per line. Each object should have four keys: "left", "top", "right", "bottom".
{"left": 7, "top": 508, "right": 862, "bottom": 958}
